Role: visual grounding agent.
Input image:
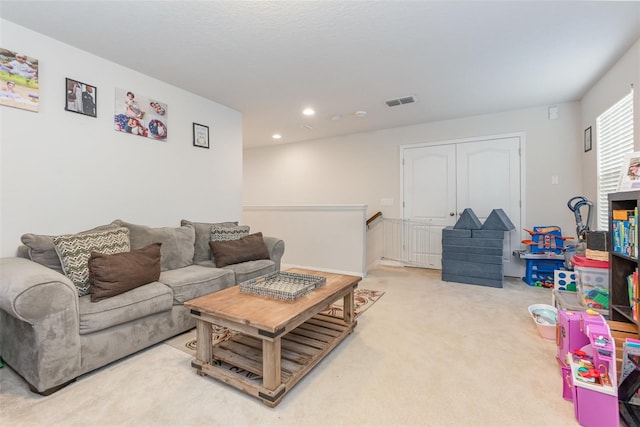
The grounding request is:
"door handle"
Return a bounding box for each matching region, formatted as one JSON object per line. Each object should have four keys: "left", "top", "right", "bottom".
{"left": 449, "top": 212, "right": 455, "bottom": 216}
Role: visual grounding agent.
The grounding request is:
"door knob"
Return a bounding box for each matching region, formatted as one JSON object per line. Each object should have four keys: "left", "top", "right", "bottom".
{"left": 449, "top": 212, "right": 455, "bottom": 216}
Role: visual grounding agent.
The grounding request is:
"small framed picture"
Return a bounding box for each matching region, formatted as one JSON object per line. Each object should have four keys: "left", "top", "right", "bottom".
{"left": 193, "top": 123, "right": 209, "bottom": 149}
{"left": 584, "top": 126, "right": 592, "bottom": 152}
{"left": 65, "top": 78, "right": 96, "bottom": 117}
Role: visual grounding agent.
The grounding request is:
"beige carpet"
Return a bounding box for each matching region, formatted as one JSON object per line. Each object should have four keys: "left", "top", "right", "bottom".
{"left": 164, "top": 288, "right": 385, "bottom": 357}
{"left": 0, "top": 265, "right": 581, "bottom": 426}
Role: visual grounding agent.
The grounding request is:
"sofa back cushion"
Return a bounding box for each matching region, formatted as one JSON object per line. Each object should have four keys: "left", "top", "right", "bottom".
{"left": 113, "top": 220, "right": 195, "bottom": 271}
{"left": 53, "top": 227, "right": 131, "bottom": 296}
{"left": 180, "top": 219, "right": 238, "bottom": 263}
{"left": 89, "top": 243, "right": 162, "bottom": 302}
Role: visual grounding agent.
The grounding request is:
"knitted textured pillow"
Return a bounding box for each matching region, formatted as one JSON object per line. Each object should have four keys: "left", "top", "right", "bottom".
{"left": 210, "top": 224, "right": 250, "bottom": 242}
{"left": 53, "top": 227, "right": 130, "bottom": 296}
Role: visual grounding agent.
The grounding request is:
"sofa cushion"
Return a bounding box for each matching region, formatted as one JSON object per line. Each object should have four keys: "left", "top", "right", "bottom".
{"left": 159, "top": 265, "right": 236, "bottom": 304}
{"left": 78, "top": 281, "right": 173, "bottom": 334}
{"left": 180, "top": 219, "right": 238, "bottom": 263}
{"left": 88, "top": 243, "right": 162, "bottom": 302}
{"left": 208, "top": 232, "right": 270, "bottom": 268}
{"left": 21, "top": 223, "right": 119, "bottom": 274}
{"left": 53, "top": 227, "right": 131, "bottom": 297}
{"left": 113, "top": 220, "right": 195, "bottom": 271}
{"left": 224, "top": 259, "right": 276, "bottom": 284}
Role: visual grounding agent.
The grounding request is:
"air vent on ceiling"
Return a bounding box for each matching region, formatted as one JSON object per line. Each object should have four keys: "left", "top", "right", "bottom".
{"left": 385, "top": 95, "right": 416, "bottom": 107}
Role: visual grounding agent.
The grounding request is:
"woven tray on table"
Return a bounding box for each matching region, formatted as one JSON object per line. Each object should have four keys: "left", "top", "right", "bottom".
{"left": 239, "top": 271, "right": 326, "bottom": 301}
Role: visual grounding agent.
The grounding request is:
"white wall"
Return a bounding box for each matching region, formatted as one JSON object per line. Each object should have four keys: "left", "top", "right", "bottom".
{"left": 580, "top": 40, "right": 640, "bottom": 215}
{"left": 0, "top": 21, "right": 243, "bottom": 256}
{"left": 244, "top": 102, "right": 583, "bottom": 249}
{"left": 243, "top": 205, "right": 367, "bottom": 276}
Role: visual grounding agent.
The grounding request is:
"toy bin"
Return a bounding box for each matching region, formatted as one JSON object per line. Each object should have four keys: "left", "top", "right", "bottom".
{"left": 528, "top": 304, "right": 557, "bottom": 340}
{"left": 572, "top": 255, "right": 610, "bottom": 310}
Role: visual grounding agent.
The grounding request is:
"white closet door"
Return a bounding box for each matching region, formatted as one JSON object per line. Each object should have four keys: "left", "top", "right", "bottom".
{"left": 402, "top": 135, "right": 522, "bottom": 276}
{"left": 456, "top": 137, "right": 522, "bottom": 277}
{"left": 402, "top": 144, "right": 456, "bottom": 268}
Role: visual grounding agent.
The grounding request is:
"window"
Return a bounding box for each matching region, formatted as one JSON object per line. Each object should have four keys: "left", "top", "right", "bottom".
{"left": 597, "top": 89, "right": 634, "bottom": 230}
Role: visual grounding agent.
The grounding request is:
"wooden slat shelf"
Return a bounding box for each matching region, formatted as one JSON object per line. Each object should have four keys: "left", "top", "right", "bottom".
{"left": 213, "top": 314, "right": 350, "bottom": 382}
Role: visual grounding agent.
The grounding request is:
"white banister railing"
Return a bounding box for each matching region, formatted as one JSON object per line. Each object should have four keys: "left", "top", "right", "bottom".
{"left": 243, "top": 205, "right": 367, "bottom": 276}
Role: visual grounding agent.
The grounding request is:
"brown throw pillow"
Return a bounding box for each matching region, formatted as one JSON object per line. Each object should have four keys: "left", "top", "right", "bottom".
{"left": 208, "top": 232, "right": 270, "bottom": 268}
{"left": 88, "top": 243, "right": 161, "bottom": 302}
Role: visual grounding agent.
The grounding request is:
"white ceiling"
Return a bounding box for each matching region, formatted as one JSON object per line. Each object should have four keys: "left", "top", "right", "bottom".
{"left": 2, "top": 1, "right": 639, "bottom": 148}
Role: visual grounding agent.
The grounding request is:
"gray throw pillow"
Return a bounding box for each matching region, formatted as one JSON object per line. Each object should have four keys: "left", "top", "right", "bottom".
{"left": 21, "top": 223, "right": 120, "bottom": 274}
{"left": 112, "top": 220, "right": 195, "bottom": 271}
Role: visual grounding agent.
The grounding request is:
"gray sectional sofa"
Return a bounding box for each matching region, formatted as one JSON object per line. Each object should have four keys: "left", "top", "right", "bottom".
{"left": 0, "top": 219, "right": 284, "bottom": 395}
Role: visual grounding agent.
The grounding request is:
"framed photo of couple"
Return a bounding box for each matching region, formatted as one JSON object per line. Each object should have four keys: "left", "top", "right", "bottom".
{"left": 65, "top": 78, "right": 96, "bottom": 117}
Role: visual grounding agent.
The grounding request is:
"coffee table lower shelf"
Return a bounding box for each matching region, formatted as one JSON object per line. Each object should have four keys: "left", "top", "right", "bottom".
{"left": 191, "top": 313, "right": 356, "bottom": 407}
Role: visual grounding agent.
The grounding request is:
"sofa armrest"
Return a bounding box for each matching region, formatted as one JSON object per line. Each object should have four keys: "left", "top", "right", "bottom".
{"left": 263, "top": 236, "right": 285, "bottom": 271}
{"left": 0, "top": 257, "right": 81, "bottom": 393}
{"left": 0, "top": 257, "right": 78, "bottom": 321}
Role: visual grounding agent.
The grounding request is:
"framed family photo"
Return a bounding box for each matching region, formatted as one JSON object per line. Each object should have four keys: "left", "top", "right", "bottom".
{"left": 65, "top": 78, "right": 97, "bottom": 117}
{"left": 113, "top": 88, "right": 168, "bottom": 140}
{"left": 617, "top": 151, "right": 640, "bottom": 192}
{"left": 0, "top": 48, "right": 39, "bottom": 112}
{"left": 193, "top": 123, "right": 209, "bottom": 149}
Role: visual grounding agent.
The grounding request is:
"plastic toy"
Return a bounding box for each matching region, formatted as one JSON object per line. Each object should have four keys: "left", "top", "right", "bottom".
{"left": 522, "top": 226, "right": 573, "bottom": 254}
{"left": 518, "top": 226, "right": 572, "bottom": 286}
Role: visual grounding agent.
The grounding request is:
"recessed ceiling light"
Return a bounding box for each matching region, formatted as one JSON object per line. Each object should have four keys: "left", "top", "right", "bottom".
{"left": 354, "top": 110, "right": 367, "bottom": 118}
{"left": 303, "top": 108, "right": 315, "bottom": 116}
{"left": 272, "top": 134, "right": 282, "bottom": 140}
{"left": 302, "top": 124, "right": 313, "bottom": 130}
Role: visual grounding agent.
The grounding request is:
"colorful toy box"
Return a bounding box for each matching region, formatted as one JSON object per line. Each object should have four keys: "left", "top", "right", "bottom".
{"left": 573, "top": 255, "right": 610, "bottom": 310}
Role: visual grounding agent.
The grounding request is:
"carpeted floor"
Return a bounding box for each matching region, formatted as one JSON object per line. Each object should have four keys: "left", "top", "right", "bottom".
{"left": 0, "top": 265, "right": 581, "bottom": 426}
{"left": 164, "top": 288, "right": 385, "bottom": 357}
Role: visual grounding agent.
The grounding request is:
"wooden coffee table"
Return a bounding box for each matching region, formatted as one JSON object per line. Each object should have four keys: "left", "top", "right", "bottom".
{"left": 184, "top": 268, "right": 361, "bottom": 407}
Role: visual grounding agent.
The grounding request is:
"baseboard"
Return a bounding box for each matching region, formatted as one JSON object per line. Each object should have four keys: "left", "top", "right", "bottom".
{"left": 281, "top": 263, "right": 365, "bottom": 278}
{"left": 378, "top": 259, "right": 406, "bottom": 267}
{"left": 366, "top": 259, "right": 381, "bottom": 272}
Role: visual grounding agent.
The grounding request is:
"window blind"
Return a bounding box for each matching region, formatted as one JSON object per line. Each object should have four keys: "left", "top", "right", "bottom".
{"left": 596, "top": 90, "right": 634, "bottom": 230}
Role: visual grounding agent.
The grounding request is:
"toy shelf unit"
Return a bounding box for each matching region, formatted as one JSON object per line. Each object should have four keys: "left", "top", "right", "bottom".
{"left": 608, "top": 191, "right": 640, "bottom": 337}
{"left": 519, "top": 226, "right": 571, "bottom": 287}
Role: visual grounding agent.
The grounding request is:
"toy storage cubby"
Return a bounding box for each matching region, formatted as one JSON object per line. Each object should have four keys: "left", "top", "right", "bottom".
{"left": 608, "top": 191, "right": 640, "bottom": 427}
{"left": 608, "top": 191, "right": 640, "bottom": 330}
